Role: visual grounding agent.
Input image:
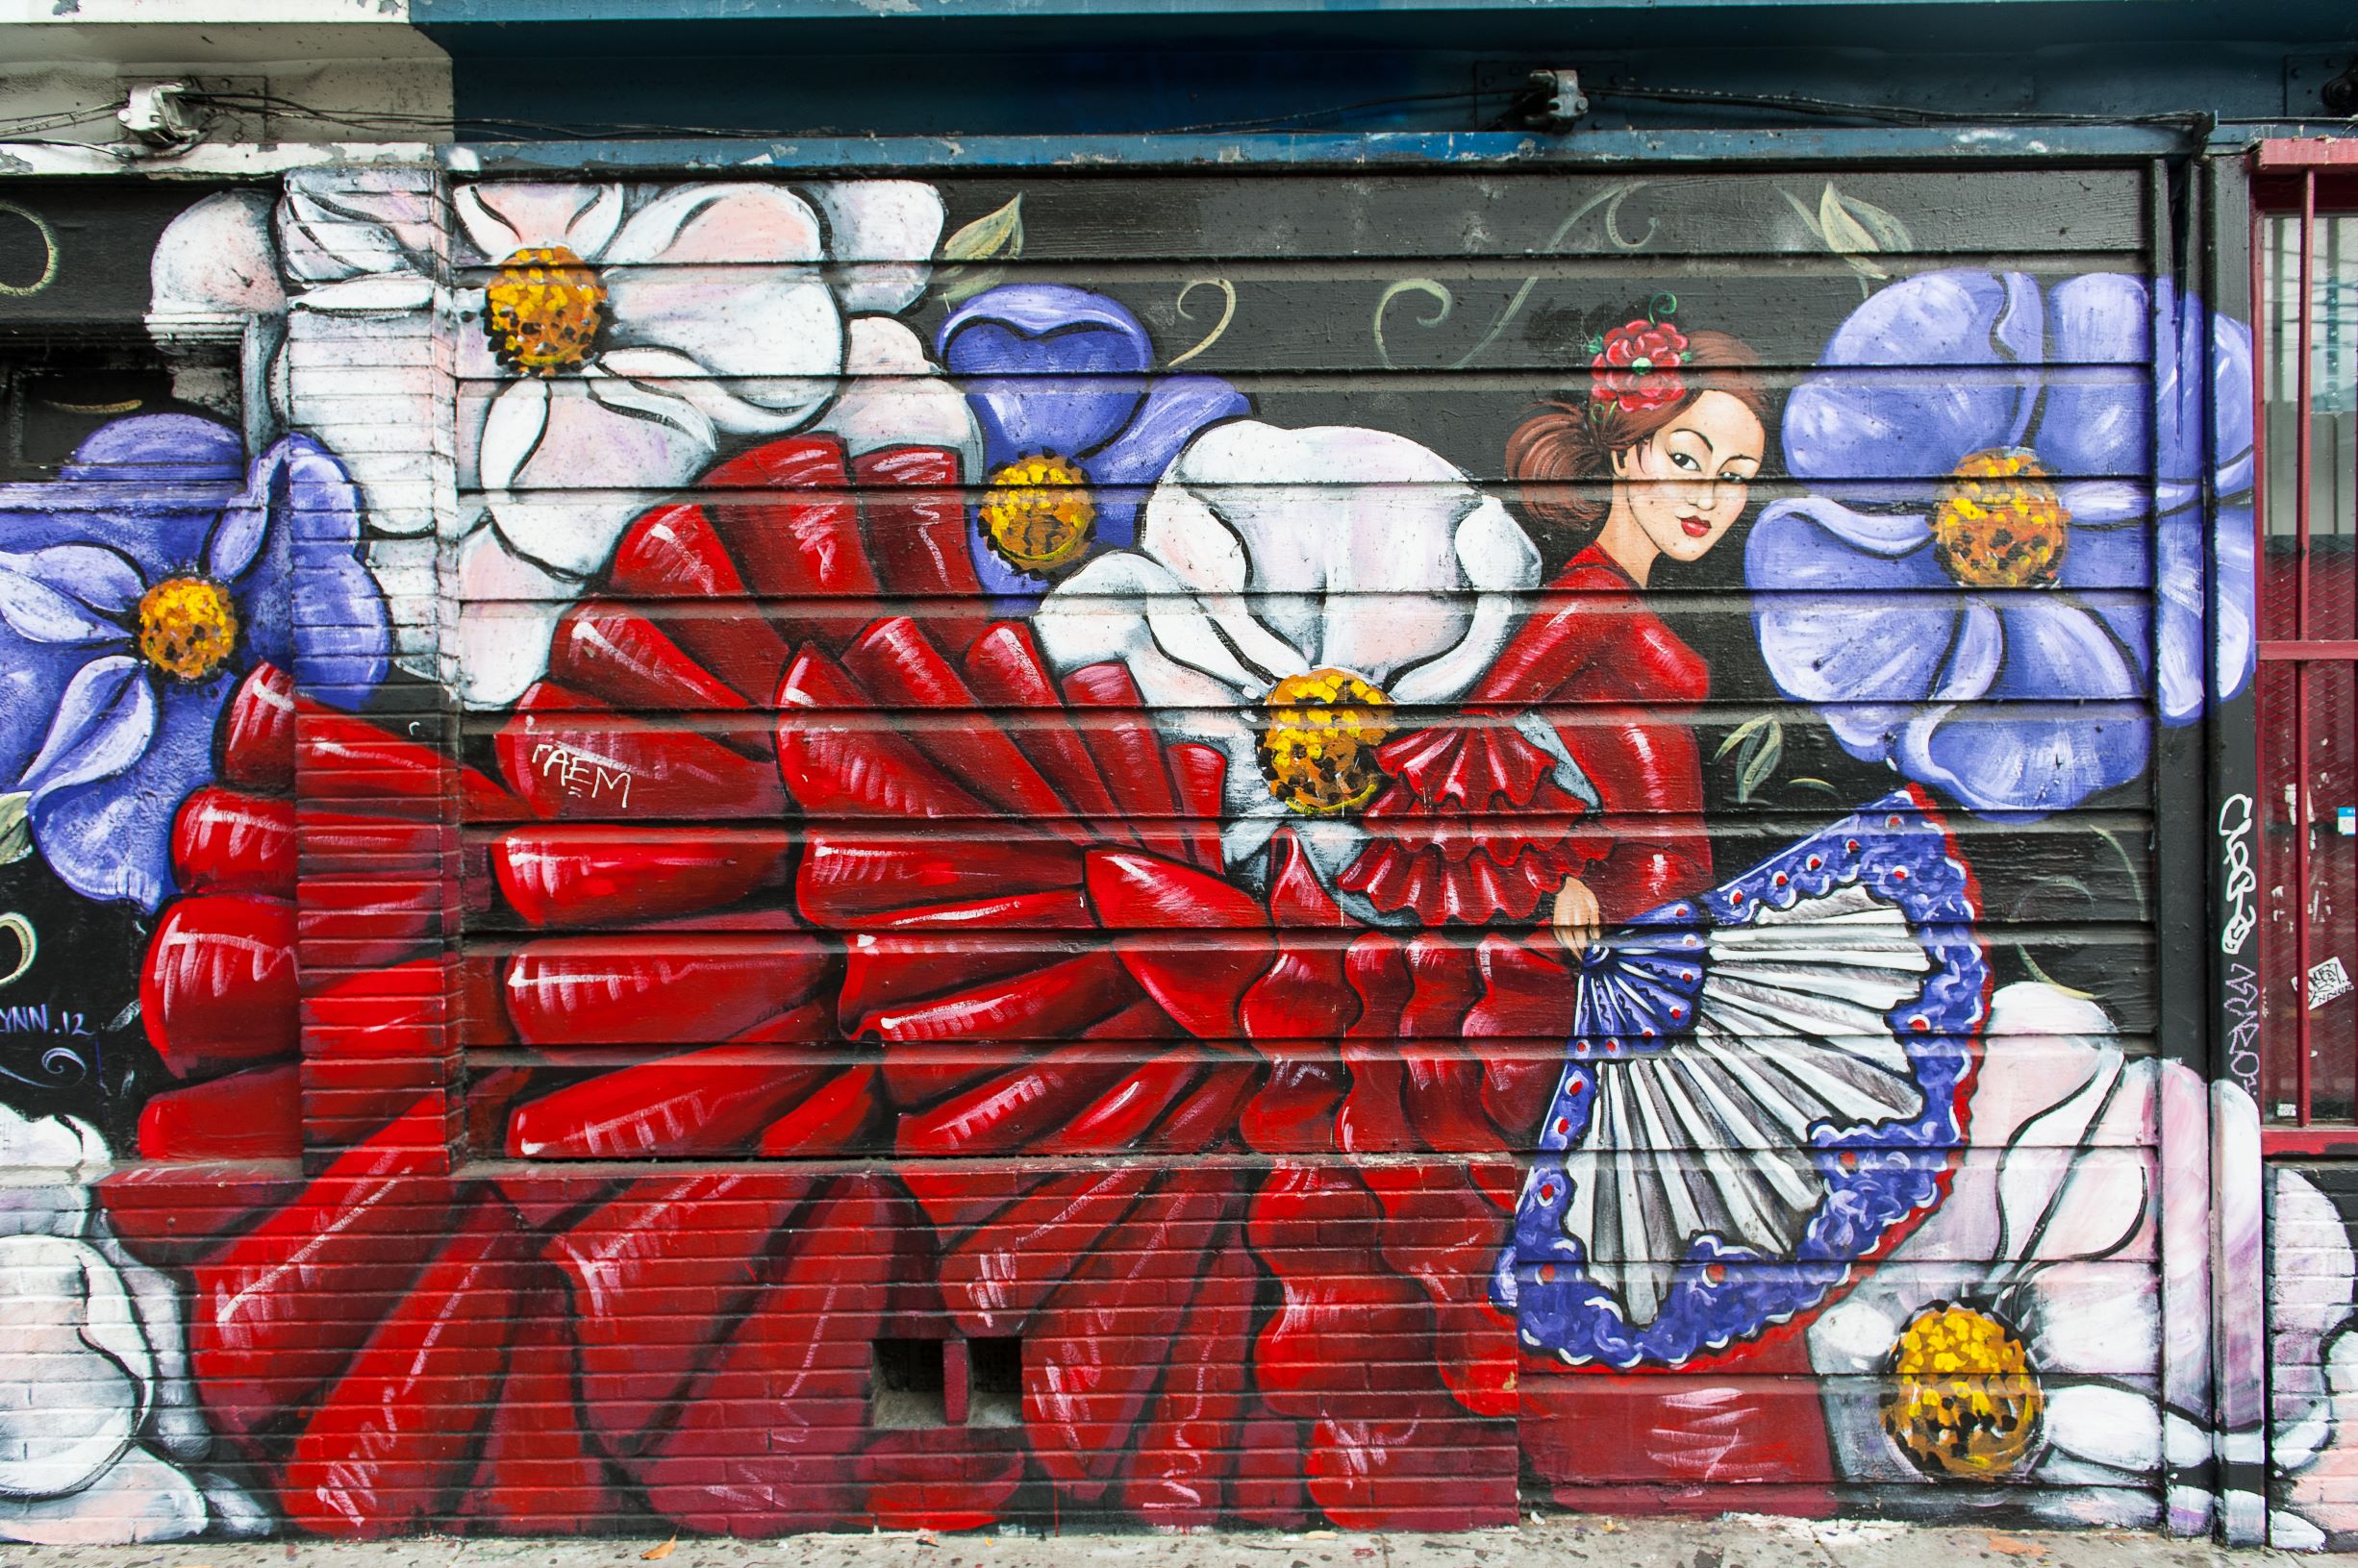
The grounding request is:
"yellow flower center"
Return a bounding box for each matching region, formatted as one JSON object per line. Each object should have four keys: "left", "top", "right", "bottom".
{"left": 1880, "top": 1302, "right": 2045, "bottom": 1481}
{"left": 1257, "top": 669, "right": 1396, "bottom": 817}
{"left": 485, "top": 244, "right": 607, "bottom": 376}
{"left": 1931, "top": 447, "right": 2070, "bottom": 589}
{"left": 980, "top": 453, "right": 1096, "bottom": 573}
{"left": 137, "top": 577, "right": 239, "bottom": 683}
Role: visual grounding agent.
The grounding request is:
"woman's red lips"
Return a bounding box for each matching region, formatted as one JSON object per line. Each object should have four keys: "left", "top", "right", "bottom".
{"left": 1679, "top": 515, "right": 1713, "bottom": 538}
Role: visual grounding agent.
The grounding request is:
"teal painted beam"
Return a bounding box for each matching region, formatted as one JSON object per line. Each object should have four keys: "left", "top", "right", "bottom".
{"left": 410, "top": 0, "right": 2344, "bottom": 16}
{"left": 441, "top": 124, "right": 2237, "bottom": 172}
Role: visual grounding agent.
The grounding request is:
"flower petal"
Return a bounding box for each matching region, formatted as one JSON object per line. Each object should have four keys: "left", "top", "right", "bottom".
{"left": 1895, "top": 698, "right": 2149, "bottom": 817}
{"left": 602, "top": 184, "right": 821, "bottom": 266}
{"left": 475, "top": 376, "right": 551, "bottom": 496}
{"left": 31, "top": 679, "right": 218, "bottom": 911}
{"left": 1155, "top": 420, "right": 1511, "bottom": 686}
{"left": 941, "top": 283, "right": 1154, "bottom": 373}
{"left": 285, "top": 274, "right": 435, "bottom": 314}
{"left": 2209, "top": 311, "right": 2256, "bottom": 498}
{"left": 453, "top": 532, "right": 574, "bottom": 709}
{"left": 0, "top": 1232, "right": 149, "bottom": 1498}
{"left": 454, "top": 181, "right": 622, "bottom": 262}
{"left": 1126, "top": 470, "right": 1307, "bottom": 684}
{"left": 2035, "top": 275, "right": 2151, "bottom": 479}
{"left": 1747, "top": 499, "right": 1956, "bottom": 708}
{"left": 1785, "top": 269, "right": 2044, "bottom": 496}
{"left": 966, "top": 375, "right": 1145, "bottom": 475}
{"left": 803, "top": 180, "right": 942, "bottom": 314}
{"left": 1085, "top": 374, "right": 1251, "bottom": 487}
{"left": 18, "top": 656, "right": 155, "bottom": 805}
{"left": 63, "top": 413, "right": 243, "bottom": 487}
{"left": 1991, "top": 598, "right": 2140, "bottom": 702}
{"left": 2155, "top": 497, "right": 2207, "bottom": 728}
{"left": 2214, "top": 502, "right": 2255, "bottom": 708}
{"left": 941, "top": 285, "right": 1152, "bottom": 464}
{"left": 811, "top": 315, "right": 981, "bottom": 466}
{"left": 1039, "top": 551, "right": 1260, "bottom": 702}
{"left": 480, "top": 377, "right": 714, "bottom": 580}
{"left": 2056, "top": 481, "right": 2150, "bottom": 530}
{"left": 0, "top": 545, "right": 143, "bottom": 644}
{"left": 0, "top": 1445, "right": 208, "bottom": 1545}
{"left": 1390, "top": 495, "right": 1543, "bottom": 704}
{"left": 2044, "top": 1381, "right": 2164, "bottom": 1478}
{"left": 598, "top": 262, "right": 841, "bottom": 428}
{"left": 277, "top": 167, "right": 441, "bottom": 286}
{"left": 219, "top": 434, "right": 386, "bottom": 706}
{"left": 1746, "top": 494, "right": 1944, "bottom": 587}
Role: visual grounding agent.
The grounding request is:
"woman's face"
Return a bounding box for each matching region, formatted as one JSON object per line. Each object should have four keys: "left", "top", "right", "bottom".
{"left": 1608, "top": 389, "right": 1767, "bottom": 565}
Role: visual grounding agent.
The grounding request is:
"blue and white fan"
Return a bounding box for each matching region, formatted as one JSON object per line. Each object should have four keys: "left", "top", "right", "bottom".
{"left": 1494, "top": 785, "right": 1989, "bottom": 1370}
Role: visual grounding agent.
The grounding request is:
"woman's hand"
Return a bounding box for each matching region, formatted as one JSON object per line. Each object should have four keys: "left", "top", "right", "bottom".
{"left": 1551, "top": 877, "right": 1603, "bottom": 954}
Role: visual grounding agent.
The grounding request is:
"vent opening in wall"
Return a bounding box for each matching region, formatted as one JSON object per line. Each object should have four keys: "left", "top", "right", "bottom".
{"left": 871, "top": 1336, "right": 948, "bottom": 1429}
{"left": 966, "top": 1335, "right": 1023, "bottom": 1428}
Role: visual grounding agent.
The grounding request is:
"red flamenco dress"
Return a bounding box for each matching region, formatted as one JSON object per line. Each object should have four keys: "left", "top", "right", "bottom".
{"left": 1334, "top": 542, "right": 1840, "bottom": 1516}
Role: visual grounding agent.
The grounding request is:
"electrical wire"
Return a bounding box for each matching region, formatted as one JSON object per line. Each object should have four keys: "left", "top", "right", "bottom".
{"left": 0, "top": 80, "right": 2320, "bottom": 153}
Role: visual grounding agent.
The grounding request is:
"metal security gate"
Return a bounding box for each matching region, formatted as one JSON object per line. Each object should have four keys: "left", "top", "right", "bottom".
{"left": 2256, "top": 153, "right": 2358, "bottom": 1126}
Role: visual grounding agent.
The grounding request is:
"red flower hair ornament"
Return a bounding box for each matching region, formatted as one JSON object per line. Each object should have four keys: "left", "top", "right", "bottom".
{"left": 1589, "top": 316, "right": 1690, "bottom": 417}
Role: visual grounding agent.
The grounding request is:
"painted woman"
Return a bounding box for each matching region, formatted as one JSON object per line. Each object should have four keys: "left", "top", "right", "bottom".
{"left": 1339, "top": 312, "right": 1769, "bottom": 945}
{"left": 1328, "top": 313, "right": 1867, "bottom": 1512}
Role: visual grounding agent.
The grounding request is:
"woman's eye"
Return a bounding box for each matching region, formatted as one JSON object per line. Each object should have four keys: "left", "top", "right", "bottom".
{"left": 1670, "top": 452, "right": 1700, "bottom": 471}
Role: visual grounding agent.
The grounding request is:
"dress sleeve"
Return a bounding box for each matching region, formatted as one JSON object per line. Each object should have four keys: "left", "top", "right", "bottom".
{"left": 1554, "top": 705, "right": 1713, "bottom": 922}
{"left": 1338, "top": 571, "right": 1714, "bottom": 928}
{"left": 1337, "top": 585, "right": 1619, "bottom": 927}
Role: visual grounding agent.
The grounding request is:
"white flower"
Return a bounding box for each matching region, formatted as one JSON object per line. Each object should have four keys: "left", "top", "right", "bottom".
{"left": 0, "top": 1106, "right": 258, "bottom": 1544}
{"left": 1033, "top": 419, "right": 1540, "bottom": 906}
{"left": 2268, "top": 1162, "right": 2358, "bottom": 1549}
{"left": 1808, "top": 983, "right": 2200, "bottom": 1528}
{"left": 155, "top": 173, "right": 961, "bottom": 709}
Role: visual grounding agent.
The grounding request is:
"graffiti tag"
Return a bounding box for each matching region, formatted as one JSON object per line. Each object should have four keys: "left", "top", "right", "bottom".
{"left": 0, "top": 1005, "right": 95, "bottom": 1036}
{"left": 2224, "top": 958, "right": 2263, "bottom": 1096}
{"left": 2220, "top": 792, "right": 2257, "bottom": 957}
{"left": 529, "top": 742, "right": 633, "bottom": 809}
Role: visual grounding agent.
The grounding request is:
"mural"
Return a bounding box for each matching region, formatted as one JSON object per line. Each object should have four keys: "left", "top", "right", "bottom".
{"left": 0, "top": 163, "right": 2341, "bottom": 1545}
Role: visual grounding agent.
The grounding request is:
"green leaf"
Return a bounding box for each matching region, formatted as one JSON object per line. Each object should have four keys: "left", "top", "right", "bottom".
{"left": 0, "top": 792, "right": 28, "bottom": 865}
{"left": 1735, "top": 720, "right": 1784, "bottom": 804}
{"left": 1712, "top": 713, "right": 1776, "bottom": 764}
{"left": 941, "top": 193, "right": 1024, "bottom": 263}
{"left": 1785, "top": 776, "right": 1844, "bottom": 799}
{"left": 1818, "top": 183, "right": 1914, "bottom": 286}
{"left": 0, "top": 911, "right": 32, "bottom": 990}
{"left": 934, "top": 195, "right": 1024, "bottom": 305}
{"left": 1778, "top": 186, "right": 1825, "bottom": 241}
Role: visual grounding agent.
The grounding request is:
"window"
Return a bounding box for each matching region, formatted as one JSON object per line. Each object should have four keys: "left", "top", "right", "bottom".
{"left": 2256, "top": 151, "right": 2358, "bottom": 1124}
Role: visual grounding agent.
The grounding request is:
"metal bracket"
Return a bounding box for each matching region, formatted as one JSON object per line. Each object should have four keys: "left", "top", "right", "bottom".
{"left": 117, "top": 83, "right": 204, "bottom": 152}
{"left": 1525, "top": 69, "right": 1591, "bottom": 131}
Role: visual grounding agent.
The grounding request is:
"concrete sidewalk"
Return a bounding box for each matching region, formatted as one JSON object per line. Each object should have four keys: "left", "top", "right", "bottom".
{"left": 0, "top": 1516, "right": 2319, "bottom": 1568}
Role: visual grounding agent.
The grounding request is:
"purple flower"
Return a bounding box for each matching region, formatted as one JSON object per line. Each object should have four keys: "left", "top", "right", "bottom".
{"left": 0, "top": 415, "right": 389, "bottom": 909}
{"left": 1747, "top": 271, "right": 2253, "bottom": 817}
{"left": 938, "top": 283, "right": 1248, "bottom": 612}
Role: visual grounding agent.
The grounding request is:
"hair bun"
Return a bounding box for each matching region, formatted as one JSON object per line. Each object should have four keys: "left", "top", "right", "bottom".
{"left": 1505, "top": 401, "right": 1608, "bottom": 532}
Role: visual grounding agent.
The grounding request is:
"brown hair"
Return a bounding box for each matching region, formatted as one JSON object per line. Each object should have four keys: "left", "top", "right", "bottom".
{"left": 1505, "top": 328, "right": 1773, "bottom": 535}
